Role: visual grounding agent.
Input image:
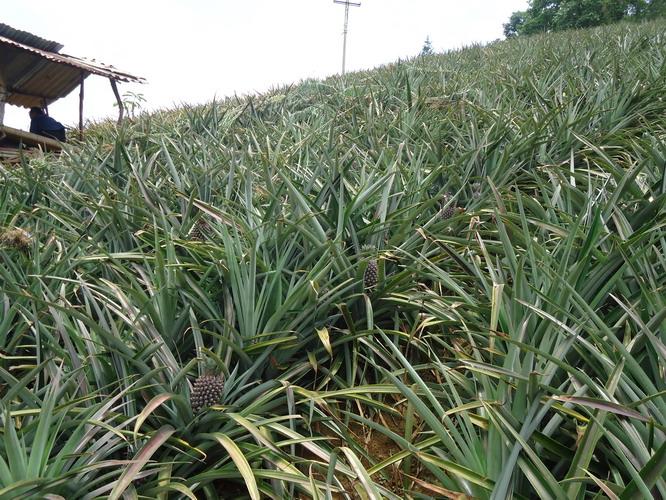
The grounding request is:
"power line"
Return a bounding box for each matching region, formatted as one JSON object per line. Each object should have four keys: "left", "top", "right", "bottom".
{"left": 334, "top": 0, "right": 361, "bottom": 75}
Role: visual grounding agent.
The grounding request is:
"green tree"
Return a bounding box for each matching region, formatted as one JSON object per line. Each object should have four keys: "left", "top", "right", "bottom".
{"left": 504, "top": 11, "right": 527, "bottom": 37}
{"left": 629, "top": 0, "right": 666, "bottom": 17}
{"left": 505, "top": 0, "right": 666, "bottom": 36}
{"left": 420, "top": 36, "right": 434, "bottom": 56}
{"left": 521, "top": 0, "right": 561, "bottom": 34}
{"left": 554, "top": 0, "right": 626, "bottom": 30}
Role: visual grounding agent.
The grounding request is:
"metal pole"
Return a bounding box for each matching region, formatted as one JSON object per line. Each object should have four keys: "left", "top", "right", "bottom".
{"left": 334, "top": 0, "right": 360, "bottom": 75}
{"left": 342, "top": 2, "right": 349, "bottom": 74}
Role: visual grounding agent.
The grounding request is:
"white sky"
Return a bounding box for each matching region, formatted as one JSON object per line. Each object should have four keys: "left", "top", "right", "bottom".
{"left": 2, "top": 0, "right": 528, "bottom": 129}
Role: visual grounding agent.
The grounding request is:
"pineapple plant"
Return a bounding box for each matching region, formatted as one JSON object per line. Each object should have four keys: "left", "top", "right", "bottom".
{"left": 190, "top": 373, "right": 224, "bottom": 413}
{"left": 0, "top": 19, "right": 664, "bottom": 500}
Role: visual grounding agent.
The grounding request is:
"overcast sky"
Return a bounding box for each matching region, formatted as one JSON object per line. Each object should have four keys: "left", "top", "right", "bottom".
{"left": 3, "top": 0, "right": 528, "bottom": 129}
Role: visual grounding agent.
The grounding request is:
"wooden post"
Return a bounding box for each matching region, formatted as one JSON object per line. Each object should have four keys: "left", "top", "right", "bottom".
{"left": 0, "top": 83, "right": 7, "bottom": 126}
{"left": 109, "top": 78, "right": 123, "bottom": 125}
{"left": 0, "top": 82, "right": 9, "bottom": 126}
{"left": 78, "top": 72, "right": 85, "bottom": 139}
{"left": 0, "top": 99, "right": 5, "bottom": 126}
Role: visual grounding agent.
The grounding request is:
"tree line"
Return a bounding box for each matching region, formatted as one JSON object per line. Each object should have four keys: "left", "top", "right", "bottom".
{"left": 504, "top": 0, "right": 666, "bottom": 37}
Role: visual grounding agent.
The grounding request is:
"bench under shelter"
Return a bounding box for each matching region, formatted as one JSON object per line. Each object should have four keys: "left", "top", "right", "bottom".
{"left": 0, "top": 22, "right": 144, "bottom": 159}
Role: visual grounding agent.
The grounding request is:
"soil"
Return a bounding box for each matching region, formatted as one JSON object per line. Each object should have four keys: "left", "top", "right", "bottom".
{"left": 297, "top": 404, "right": 448, "bottom": 499}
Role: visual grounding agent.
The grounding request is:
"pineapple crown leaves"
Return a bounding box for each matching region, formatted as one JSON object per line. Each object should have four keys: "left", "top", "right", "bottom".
{"left": 197, "top": 349, "right": 226, "bottom": 375}
{"left": 440, "top": 192, "right": 455, "bottom": 207}
{"left": 360, "top": 243, "right": 377, "bottom": 254}
{"left": 201, "top": 356, "right": 221, "bottom": 376}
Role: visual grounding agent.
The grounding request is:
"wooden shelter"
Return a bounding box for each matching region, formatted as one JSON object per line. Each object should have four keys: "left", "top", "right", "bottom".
{"left": 0, "top": 22, "right": 144, "bottom": 153}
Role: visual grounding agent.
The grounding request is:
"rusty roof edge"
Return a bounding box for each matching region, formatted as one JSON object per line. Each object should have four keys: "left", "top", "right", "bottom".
{"left": 57, "top": 51, "right": 146, "bottom": 83}
{"left": 0, "top": 23, "right": 64, "bottom": 52}
{"left": 0, "top": 35, "right": 145, "bottom": 84}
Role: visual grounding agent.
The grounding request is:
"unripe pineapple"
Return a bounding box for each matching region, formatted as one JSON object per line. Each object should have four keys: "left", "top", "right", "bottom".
{"left": 471, "top": 183, "right": 482, "bottom": 200}
{"left": 188, "top": 219, "right": 210, "bottom": 242}
{"left": 360, "top": 244, "right": 379, "bottom": 291}
{"left": 190, "top": 374, "right": 224, "bottom": 413}
{"left": 364, "top": 259, "right": 378, "bottom": 291}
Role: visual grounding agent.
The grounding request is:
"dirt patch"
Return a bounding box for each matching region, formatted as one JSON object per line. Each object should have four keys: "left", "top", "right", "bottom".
{"left": 296, "top": 406, "right": 443, "bottom": 498}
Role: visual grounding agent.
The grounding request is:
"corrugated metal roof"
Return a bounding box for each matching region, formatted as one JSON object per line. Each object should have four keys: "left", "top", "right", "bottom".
{"left": 0, "top": 30, "right": 144, "bottom": 108}
{"left": 0, "top": 36, "right": 144, "bottom": 83}
{"left": 0, "top": 23, "right": 63, "bottom": 52}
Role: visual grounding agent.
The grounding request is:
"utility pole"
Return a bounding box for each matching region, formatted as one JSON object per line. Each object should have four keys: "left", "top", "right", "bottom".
{"left": 334, "top": 0, "right": 360, "bottom": 75}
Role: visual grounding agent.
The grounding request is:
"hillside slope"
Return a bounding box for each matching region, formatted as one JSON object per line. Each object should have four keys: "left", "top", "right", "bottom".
{"left": 1, "top": 20, "right": 665, "bottom": 499}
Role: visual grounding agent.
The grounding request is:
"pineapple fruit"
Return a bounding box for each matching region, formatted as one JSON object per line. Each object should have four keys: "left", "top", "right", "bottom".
{"left": 190, "top": 374, "right": 224, "bottom": 413}
{"left": 439, "top": 193, "right": 458, "bottom": 220}
{"left": 364, "top": 258, "right": 378, "bottom": 291}
{"left": 188, "top": 219, "right": 211, "bottom": 242}
{"left": 362, "top": 244, "right": 379, "bottom": 291}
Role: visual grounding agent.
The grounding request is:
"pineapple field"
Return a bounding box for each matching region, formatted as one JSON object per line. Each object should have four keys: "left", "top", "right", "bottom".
{"left": 1, "top": 19, "right": 665, "bottom": 500}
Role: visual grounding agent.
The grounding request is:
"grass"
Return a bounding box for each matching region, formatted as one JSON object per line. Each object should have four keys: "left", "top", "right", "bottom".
{"left": 1, "top": 18, "right": 665, "bottom": 499}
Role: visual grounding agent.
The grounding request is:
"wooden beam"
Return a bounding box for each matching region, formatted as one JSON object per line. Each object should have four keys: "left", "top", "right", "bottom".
{"left": 0, "top": 124, "right": 63, "bottom": 151}
{"left": 79, "top": 72, "right": 85, "bottom": 138}
{"left": 4, "top": 87, "right": 57, "bottom": 102}
{"left": 109, "top": 78, "right": 123, "bottom": 125}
